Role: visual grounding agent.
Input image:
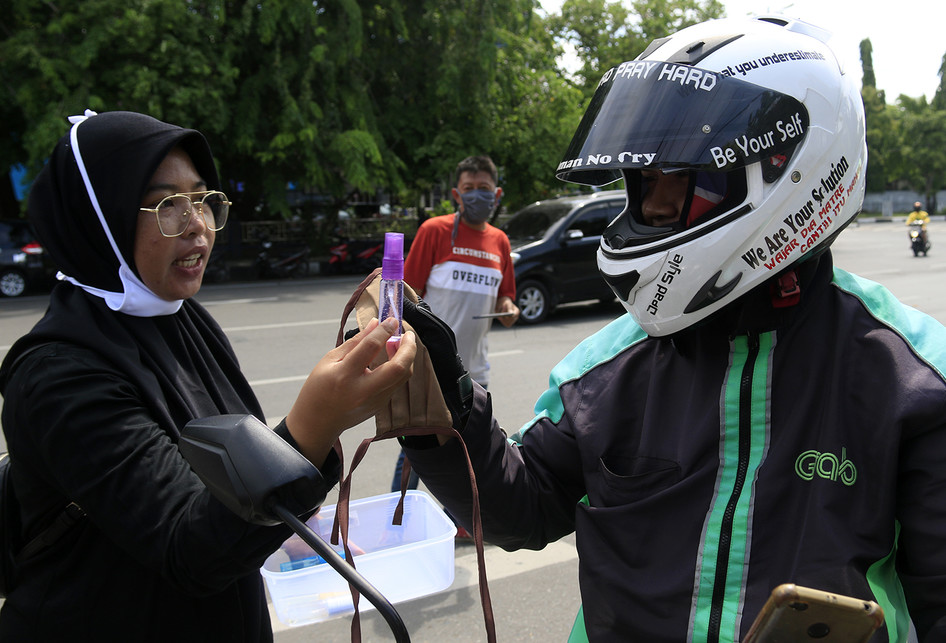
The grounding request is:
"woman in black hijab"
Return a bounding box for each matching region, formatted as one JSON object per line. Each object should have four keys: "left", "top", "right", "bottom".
{"left": 0, "top": 111, "right": 415, "bottom": 640}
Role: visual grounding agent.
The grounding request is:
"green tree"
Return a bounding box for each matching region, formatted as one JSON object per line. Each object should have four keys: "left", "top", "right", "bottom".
{"left": 353, "top": 0, "right": 582, "bottom": 211}
{"left": 225, "top": 1, "right": 406, "bottom": 220}
{"left": 0, "top": 0, "right": 408, "bottom": 222}
{"left": 550, "top": 0, "right": 723, "bottom": 99}
{"left": 861, "top": 86, "right": 904, "bottom": 193}
{"left": 859, "top": 38, "right": 901, "bottom": 192}
{"left": 0, "top": 0, "right": 242, "bottom": 216}
{"left": 356, "top": 0, "right": 514, "bottom": 209}
{"left": 897, "top": 95, "right": 946, "bottom": 212}
{"left": 487, "top": 4, "right": 586, "bottom": 204}
{"left": 859, "top": 38, "right": 877, "bottom": 90}
{"left": 12, "top": 0, "right": 851, "bottom": 228}
{"left": 933, "top": 51, "right": 946, "bottom": 112}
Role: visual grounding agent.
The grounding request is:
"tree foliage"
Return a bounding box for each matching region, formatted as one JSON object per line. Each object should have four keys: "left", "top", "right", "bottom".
{"left": 859, "top": 39, "right": 876, "bottom": 89}
{"left": 1, "top": 0, "right": 583, "bottom": 218}
{"left": 896, "top": 96, "right": 946, "bottom": 212}
{"left": 859, "top": 37, "right": 946, "bottom": 204}
{"left": 6, "top": 0, "right": 940, "bottom": 227}
{"left": 550, "top": 0, "right": 723, "bottom": 99}
{"left": 933, "top": 52, "right": 946, "bottom": 112}
{"left": 861, "top": 86, "right": 901, "bottom": 193}
{"left": 351, "top": 0, "right": 584, "bottom": 210}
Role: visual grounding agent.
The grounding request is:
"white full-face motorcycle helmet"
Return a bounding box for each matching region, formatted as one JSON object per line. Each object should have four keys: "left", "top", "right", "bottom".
{"left": 557, "top": 15, "right": 867, "bottom": 336}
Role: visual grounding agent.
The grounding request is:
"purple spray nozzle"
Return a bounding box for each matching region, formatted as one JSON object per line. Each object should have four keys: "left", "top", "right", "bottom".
{"left": 382, "top": 232, "right": 404, "bottom": 280}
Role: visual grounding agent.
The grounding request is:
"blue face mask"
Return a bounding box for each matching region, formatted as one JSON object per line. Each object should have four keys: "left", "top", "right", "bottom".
{"left": 459, "top": 189, "right": 497, "bottom": 224}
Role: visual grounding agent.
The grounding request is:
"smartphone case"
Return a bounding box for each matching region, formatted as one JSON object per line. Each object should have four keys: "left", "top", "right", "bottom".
{"left": 743, "top": 584, "right": 884, "bottom": 643}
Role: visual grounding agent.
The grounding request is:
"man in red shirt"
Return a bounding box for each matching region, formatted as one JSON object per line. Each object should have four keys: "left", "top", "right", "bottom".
{"left": 391, "top": 155, "right": 519, "bottom": 502}
{"left": 404, "top": 155, "right": 519, "bottom": 386}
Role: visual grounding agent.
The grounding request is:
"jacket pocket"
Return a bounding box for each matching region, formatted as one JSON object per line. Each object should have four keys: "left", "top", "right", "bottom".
{"left": 596, "top": 455, "right": 682, "bottom": 506}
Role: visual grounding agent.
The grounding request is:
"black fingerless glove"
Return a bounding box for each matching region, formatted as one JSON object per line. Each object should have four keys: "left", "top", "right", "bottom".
{"left": 403, "top": 298, "right": 474, "bottom": 431}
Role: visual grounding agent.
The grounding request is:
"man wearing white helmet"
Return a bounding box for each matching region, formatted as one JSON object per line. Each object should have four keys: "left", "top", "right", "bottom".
{"left": 396, "top": 15, "right": 946, "bottom": 642}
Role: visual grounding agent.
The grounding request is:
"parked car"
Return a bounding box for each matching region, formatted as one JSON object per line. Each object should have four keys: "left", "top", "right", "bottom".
{"left": 502, "top": 190, "right": 626, "bottom": 324}
{"left": 0, "top": 219, "right": 56, "bottom": 297}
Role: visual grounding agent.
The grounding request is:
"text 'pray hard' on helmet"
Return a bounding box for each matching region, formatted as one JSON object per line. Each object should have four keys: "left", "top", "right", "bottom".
{"left": 557, "top": 15, "right": 867, "bottom": 336}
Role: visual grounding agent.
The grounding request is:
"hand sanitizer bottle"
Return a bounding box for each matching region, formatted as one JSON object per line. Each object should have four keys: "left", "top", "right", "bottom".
{"left": 379, "top": 232, "right": 404, "bottom": 353}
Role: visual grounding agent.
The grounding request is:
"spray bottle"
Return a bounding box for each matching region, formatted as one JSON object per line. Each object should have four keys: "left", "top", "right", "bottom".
{"left": 379, "top": 232, "right": 404, "bottom": 355}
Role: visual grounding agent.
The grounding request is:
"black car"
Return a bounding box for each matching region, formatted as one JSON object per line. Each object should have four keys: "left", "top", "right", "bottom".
{"left": 503, "top": 190, "right": 625, "bottom": 324}
{"left": 0, "top": 219, "right": 55, "bottom": 297}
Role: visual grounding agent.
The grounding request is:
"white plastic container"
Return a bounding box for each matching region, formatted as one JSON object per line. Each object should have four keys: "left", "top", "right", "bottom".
{"left": 262, "top": 490, "right": 457, "bottom": 626}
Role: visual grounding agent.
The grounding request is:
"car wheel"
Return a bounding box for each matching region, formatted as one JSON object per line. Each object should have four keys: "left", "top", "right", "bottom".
{"left": 0, "top": 269, "right": 27, "bottom": 297}
{"left": 517, "top": 279, "right": 552, "bottom": 324}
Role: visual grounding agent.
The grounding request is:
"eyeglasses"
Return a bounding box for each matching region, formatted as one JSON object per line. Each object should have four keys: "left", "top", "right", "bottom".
{"left": 139, "top": 191, "right": 231, "bottom": 238}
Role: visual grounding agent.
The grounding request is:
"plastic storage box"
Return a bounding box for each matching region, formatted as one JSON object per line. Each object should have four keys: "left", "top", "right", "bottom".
{"left": 262, "top": 490, "right": 457, "bottom": 626}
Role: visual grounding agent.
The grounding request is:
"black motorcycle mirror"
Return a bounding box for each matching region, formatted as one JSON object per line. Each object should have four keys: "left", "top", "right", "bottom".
{"left": 180, "top": 414, "right": 410, "bottom": 642}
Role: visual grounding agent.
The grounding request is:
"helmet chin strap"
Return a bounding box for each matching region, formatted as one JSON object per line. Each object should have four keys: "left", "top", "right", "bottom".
{"left": 769, "top": 270, "right": 801, "bottom": 308}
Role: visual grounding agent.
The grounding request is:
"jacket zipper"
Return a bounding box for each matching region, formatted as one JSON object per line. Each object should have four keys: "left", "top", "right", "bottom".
{"left": 707, "top": 332, "right": 761, "bottom": 643}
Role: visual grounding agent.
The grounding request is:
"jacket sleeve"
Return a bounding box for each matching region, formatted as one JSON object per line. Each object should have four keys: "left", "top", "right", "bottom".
{"left": 895, "top": 410, "right": 946, "bottom": 639}
{"left": 404, "top": 383, "right": 585, "bottom": 551}
{"left": 3, "top": 343, "right": 340, "bottom": 596}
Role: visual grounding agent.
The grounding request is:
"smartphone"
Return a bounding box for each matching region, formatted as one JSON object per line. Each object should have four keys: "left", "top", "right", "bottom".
{"left": 743, "top": 584, "right": 885, "bottom": 643}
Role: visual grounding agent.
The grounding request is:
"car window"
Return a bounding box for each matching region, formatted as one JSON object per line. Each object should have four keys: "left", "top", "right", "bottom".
{"left": 568, "top": 205, "right": 613, "bottom": 237}
{"left": 503, "top": 202, "right": 574, "bottom": 240}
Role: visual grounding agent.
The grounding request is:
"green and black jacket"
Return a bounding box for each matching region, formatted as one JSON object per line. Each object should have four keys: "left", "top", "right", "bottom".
{"left": 407, "top": 252, "right": 946, "bottom": 642}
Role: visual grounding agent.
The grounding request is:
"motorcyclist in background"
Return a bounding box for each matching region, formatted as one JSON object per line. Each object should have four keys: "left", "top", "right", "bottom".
{"left": 906, "top": 200, "right": 931, "bottom": 248}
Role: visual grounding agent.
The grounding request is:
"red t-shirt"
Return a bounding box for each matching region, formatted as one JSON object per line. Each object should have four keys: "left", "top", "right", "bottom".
{"left": 404, "top": 214, "right": 515, "bottom": 385}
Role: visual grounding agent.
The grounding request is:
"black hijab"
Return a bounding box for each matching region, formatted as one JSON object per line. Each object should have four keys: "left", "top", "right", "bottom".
{"left": 0, "top": 111, "right": 263, "bottom": 435}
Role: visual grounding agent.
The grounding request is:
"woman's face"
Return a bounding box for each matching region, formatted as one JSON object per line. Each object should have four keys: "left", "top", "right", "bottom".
{"left": 134, "top": 147, "right": 215, "bottom": 301}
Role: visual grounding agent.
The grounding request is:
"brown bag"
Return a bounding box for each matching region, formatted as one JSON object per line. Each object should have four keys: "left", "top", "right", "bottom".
{"left": 332, "top": 269, "right": 496, "bottom": 643}
{"left": 344, "top": 271, "right": 453, "bottom": 435}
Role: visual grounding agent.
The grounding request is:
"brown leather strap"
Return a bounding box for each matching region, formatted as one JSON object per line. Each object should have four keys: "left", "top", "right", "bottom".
{"left": 336, "top": 268, "right": 382, "bottom": 348}
{"left": 335, "top": 428, "right": 496, "bottom": 643}
{"left": 333, "top": 274, "right": 497, "bottom": 643}
{"left": 395, "top": 457, "right": 413, "bottom": 525}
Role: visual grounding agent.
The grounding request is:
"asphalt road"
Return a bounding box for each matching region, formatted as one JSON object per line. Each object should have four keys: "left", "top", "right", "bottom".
{"left": 0, "top": 218, "right": 942, "bottom": 641}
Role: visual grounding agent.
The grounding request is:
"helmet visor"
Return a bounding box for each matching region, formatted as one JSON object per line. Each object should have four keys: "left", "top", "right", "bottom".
{"left": 557, "top": 60, "right": 810, "bottom": 185}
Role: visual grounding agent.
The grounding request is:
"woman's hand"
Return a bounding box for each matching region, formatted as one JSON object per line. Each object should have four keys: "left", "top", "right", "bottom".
{"left": 286, "top": 317, "right": 416, "bottom": 466}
